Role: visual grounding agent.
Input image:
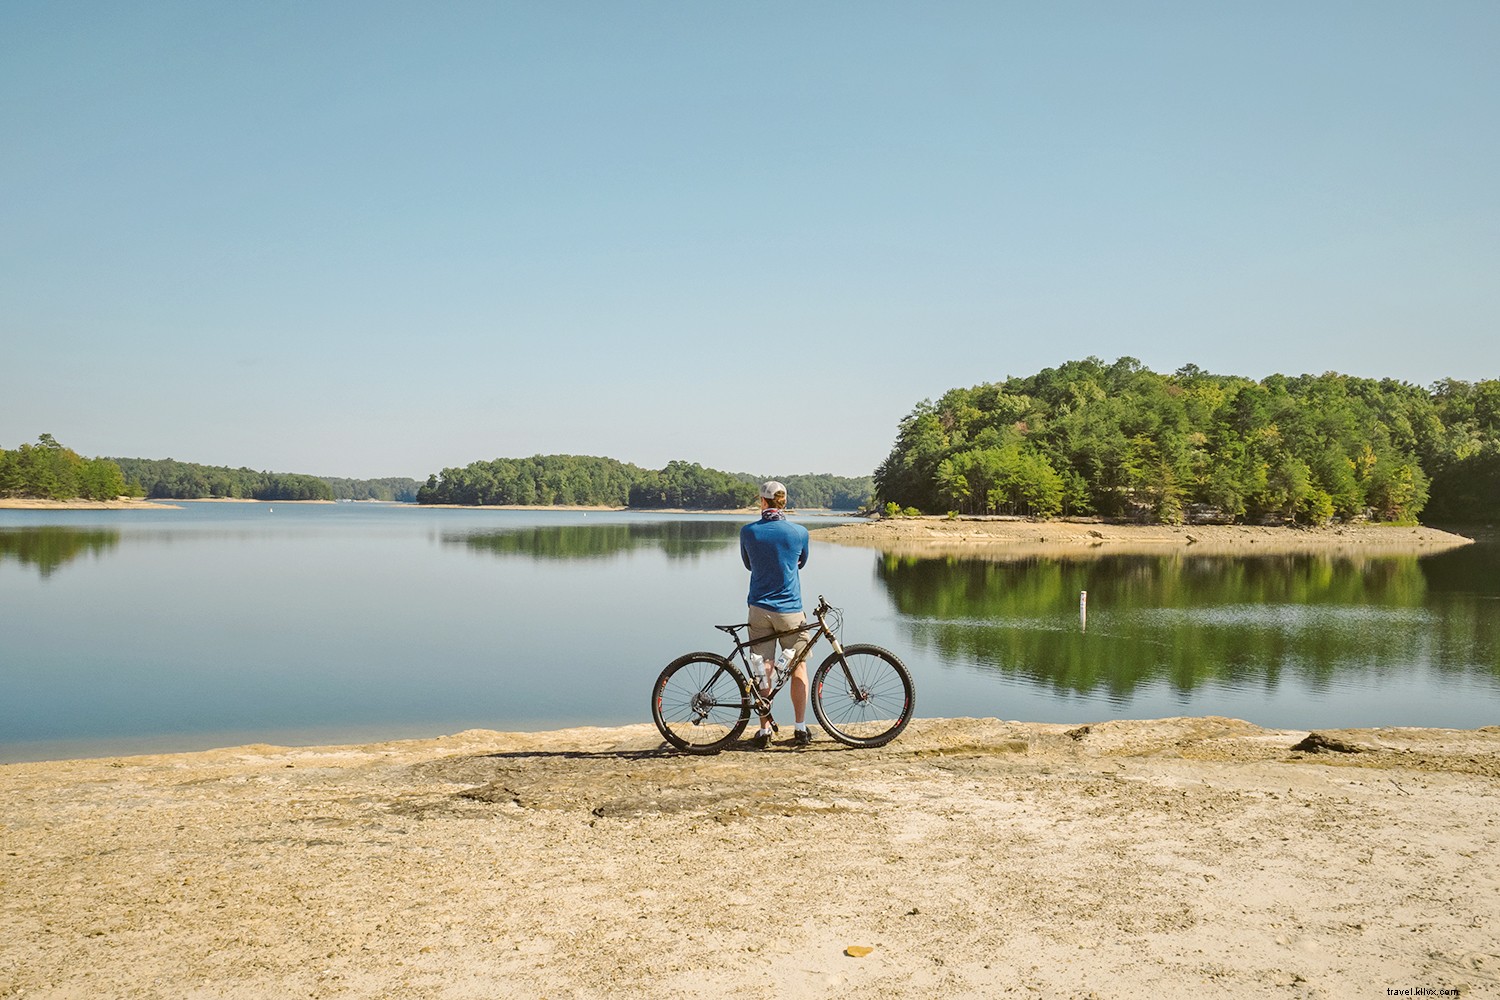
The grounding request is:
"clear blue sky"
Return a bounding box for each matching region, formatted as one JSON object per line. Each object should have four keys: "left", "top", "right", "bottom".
{"left": 3, "top": 1, "right": 1496, "bottom": 479}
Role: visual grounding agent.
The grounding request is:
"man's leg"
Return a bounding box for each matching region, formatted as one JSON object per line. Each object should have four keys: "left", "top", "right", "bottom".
{"left": 780, "top": 612, "right": 810, "bottom": 726}
{"left": 789, "top": 659, "right": 808, "bottom": 725}
{"left": 747, "top": 607, "right": 776, "bottom": 734}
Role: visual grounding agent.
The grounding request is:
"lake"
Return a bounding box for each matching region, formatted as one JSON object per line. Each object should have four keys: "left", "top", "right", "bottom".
{"left": 2, "top": 502, "right": 1497, "bottom": 762}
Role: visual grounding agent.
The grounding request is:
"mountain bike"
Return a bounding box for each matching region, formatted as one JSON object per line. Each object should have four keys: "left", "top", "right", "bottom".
{"left": 650, "top": 596, "right": 915, "bottom": 753}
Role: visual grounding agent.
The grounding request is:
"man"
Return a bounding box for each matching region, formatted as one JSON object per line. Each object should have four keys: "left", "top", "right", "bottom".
{"left": 739, "top": 480, "right": 812, "bottom": 748}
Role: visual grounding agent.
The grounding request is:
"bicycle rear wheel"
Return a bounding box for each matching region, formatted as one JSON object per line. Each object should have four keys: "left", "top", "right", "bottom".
{"left": 651, "top": 652, "right": 751, "bottom": 754}
{"left": 811, "top": 644, "right": 915, "bottom": 748}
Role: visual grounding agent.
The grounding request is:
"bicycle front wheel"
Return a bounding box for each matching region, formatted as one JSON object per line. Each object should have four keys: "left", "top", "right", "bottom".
{"left": 651, "top": 652, "right": 751, "bottom": 754}
{"left": 811, "top": 644, "right": 915, "bottom": 748}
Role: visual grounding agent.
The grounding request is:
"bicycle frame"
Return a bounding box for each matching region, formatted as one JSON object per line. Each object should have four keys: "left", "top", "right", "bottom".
{"left": 713, "top": 599, "right": 851, "bottom": 723}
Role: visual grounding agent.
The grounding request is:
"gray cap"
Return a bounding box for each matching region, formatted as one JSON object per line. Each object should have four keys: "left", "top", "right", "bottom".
{"left": 759, "top": 480, "right": 787, "bottom": 499}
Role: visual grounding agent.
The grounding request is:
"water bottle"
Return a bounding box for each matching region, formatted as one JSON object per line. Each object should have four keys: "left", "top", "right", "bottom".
{"left": 775, "top": 649, "right": 790, "bottom": 683}
{"left": 750, "top": 653, "right": 772, "bottom": 695}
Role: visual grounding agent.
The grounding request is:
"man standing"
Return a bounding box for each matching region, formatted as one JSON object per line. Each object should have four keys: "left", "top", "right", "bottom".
{"left": 739, "top": 480, "right": 812, "bottom": 748}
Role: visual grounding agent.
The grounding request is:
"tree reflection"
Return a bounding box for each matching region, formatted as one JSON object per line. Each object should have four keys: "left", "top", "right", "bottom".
{"left": 0, "top": 527, "right": 121, "bottom": 579}
{"left": 876, "top": 548, "right": 1500, "bottom": 697}
{"left": 447, "top": 520, "right": 741, "bottom": 561}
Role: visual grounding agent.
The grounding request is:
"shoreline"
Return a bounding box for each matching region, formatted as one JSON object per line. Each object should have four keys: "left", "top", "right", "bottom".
{"left": 0, "top": 497, "right": 182, "bottom": 510}
{"left": 2, "top": 499, "right": 1480, "bottom": 557}
{"left": 4, "top": 716, "right": 1496, "bottom": 997}
{"left": 811, "top": 517, "right": 1477, "bottom": 557}
{"left": 0, "top": 497, "right": 336, "bottom": 510}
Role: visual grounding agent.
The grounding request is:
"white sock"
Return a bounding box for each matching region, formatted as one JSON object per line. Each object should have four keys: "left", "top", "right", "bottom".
{"left": 759, "top": 726, "right": 772, "bottom": 736}
{"left": 795, "top": 723, "right": 808, "bottom": 732}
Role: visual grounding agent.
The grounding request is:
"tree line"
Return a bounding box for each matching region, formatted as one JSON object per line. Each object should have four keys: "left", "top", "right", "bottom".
{"left": 874, "top": 358, "right": 1500, "bottom": 525}
{"left": 4, "top": 436, "right": 404, "bottom": 503}
{"left": 109, "top": 457, "right": 337, "bottom": 501}
{"left": 0, "top": 435, "right": 129, "bottom": 501}
{"left": 417, "top": 455, "right": 874, "bottom": 510}
{"left": 3, "top": 435, "right": 870, "bottom": 510}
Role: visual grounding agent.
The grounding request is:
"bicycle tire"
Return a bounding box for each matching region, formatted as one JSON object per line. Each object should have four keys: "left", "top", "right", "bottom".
{"left": 651, "top": 652, "right": 752, "bottom": 753}
{"left": 811, "top": 644, "right": 915, "bottom": 748}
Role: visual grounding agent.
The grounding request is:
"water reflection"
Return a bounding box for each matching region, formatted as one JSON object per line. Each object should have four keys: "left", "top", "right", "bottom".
{"left": 0, "top": 527, "right": 120, "bottom": 579}
{"left": 877, "top": 550, "right": 1500, "bottom": 699}
{"left": 447, "top": 520, "right": 741, "bottom": 561}
{"left": 1419, "top": 540, "right": 1500, "bottom": 597}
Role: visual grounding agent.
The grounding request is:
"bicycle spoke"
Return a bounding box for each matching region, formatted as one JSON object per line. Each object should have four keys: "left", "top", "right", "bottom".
{"left": 812, "top": 645, "right": 914, "bottom": 748}
{"left": 651, "top": 653, "right": 750, "bottom": 753}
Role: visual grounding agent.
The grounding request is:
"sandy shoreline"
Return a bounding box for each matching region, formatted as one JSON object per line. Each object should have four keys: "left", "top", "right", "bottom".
{"left": 0, "top": 498, "right": 182, "bottom": 510}
{"left": 3, "top": 717, "right": 1496, "bottom": 998}
{"left": 811, "top": 517, "right": 1477, "bottom": 558}
{"left": 0, "top": 498, "right": 338, "bottom": 510}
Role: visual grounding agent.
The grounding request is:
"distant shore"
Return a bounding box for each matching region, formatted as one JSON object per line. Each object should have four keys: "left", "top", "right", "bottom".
{"left": 810, "top": 516, "right": 1476, "bottom": 557}
{"left": 4, "top": 716, "right": 1496, "bottom": 997}
{"left": 407, "top": 502, "right": 631, "bottom": 511}
{"left": 164, "top": 496, "right": 336, "bottom": 504}
{"left": 402, "top": 504, "right": 854, "bottom": 516}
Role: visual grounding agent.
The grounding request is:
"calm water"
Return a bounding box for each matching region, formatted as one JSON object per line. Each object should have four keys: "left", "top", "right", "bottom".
{"left": 2, "top": 503, "right": 1497, "bottom": 761}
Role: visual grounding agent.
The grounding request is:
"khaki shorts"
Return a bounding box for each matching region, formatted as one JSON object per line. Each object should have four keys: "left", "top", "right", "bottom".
{"left": 747, "top": 606, "right": 809, "bottom": 665}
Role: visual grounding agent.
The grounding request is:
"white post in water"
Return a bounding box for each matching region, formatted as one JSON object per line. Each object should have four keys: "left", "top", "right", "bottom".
{"left": 1080, "top": 590, "right": 1088, "bottom": 631}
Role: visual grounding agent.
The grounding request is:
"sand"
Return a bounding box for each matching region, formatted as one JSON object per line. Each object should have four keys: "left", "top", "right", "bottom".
{"left": 0, "top": 498, "right": 350, "bottom": 510}
{"left": 0, "top": 498, "right": 181, "bottom": 510}
{"left": 3, "top": 717, "right": 1497, "bottom": 998}
{"left": 811, "top": 517, "right": 1477, "bottom": 559}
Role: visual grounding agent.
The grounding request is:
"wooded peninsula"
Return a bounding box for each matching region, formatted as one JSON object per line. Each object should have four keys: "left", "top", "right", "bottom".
{"left": 875, "top": 358, "right": 1498, "bottom": 525}
{"left": 0, "top": 441, "right": 418, "bottom": 504}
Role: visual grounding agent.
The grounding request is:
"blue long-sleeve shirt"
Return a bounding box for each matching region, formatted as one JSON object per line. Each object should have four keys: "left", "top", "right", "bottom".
{"left": 739, "top": 516, "right": 810, "bottom": 613}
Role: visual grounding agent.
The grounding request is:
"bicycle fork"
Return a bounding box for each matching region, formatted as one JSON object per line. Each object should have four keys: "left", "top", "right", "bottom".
{"left": 826, "top": 636, "right": 875, "bottom": 706}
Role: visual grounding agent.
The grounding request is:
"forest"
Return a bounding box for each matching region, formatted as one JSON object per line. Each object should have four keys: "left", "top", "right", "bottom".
{"left": 874, "top": 358, "right": 1500, "bottom": 525}
{"left": 416, "top": 455, "right": 874, "bottom": 511}
{"left": 0, "top": 435, "right": 129, "bottom": 501}
{"left": 110, "top": 457, "right": 336, "bottom": 501}
{"left": 2, "top": 436, "right": 867, "bottom": 510}
{"left": 1, "top": 439, "right": 418, "bottom": 503}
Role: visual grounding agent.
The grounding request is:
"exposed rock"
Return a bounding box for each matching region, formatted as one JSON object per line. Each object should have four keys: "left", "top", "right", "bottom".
{"left": 1292, "top": 731, "right": 1373, "bottom": 754}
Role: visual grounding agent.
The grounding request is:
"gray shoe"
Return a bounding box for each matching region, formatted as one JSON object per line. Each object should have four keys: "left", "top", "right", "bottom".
{"left": 793, "top": 728, "right": 812, "bottom": 748}
{"left": 750, "top": 731, "right": 771, "bottom": 749}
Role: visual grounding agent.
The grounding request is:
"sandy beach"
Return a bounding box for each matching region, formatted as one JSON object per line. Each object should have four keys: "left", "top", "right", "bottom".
{"left": 811, "top": 517, "right": 1477, "bottom": 559}
{"left": 3, "top": 717, "right": 1496, "bottom": 998}
{"left": 0, "top": 498, "right": 357, "bottom": 510}
{"left": 0, "top": 498, "right": 182, "bottom": 510}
